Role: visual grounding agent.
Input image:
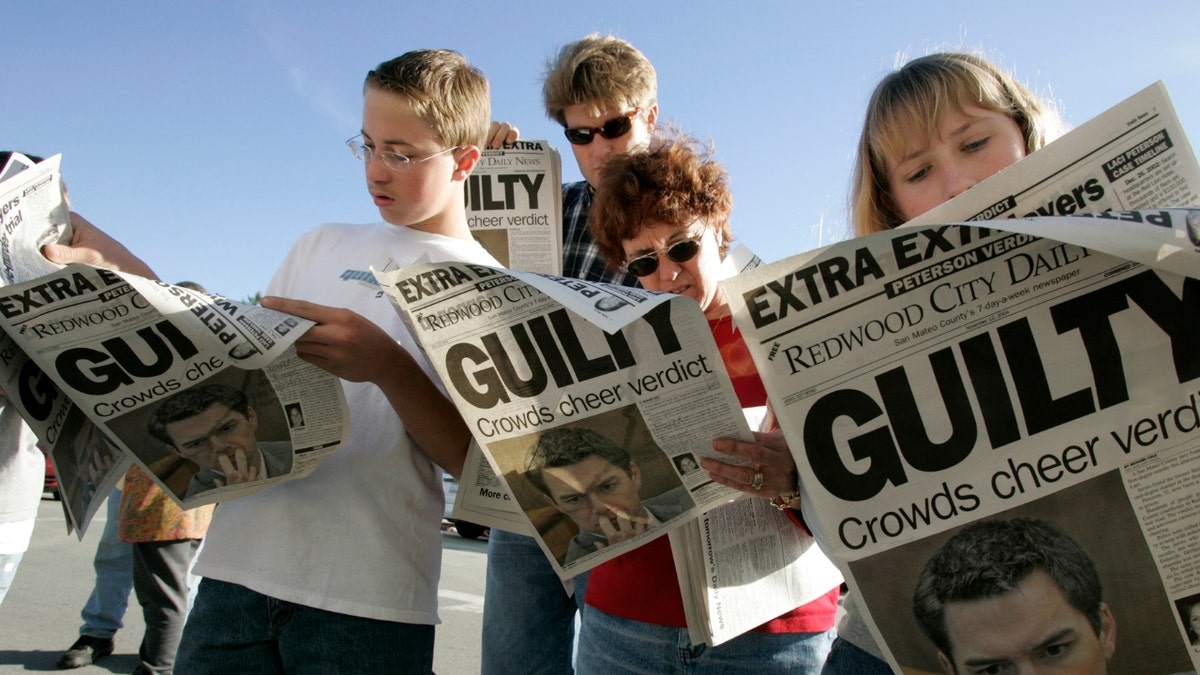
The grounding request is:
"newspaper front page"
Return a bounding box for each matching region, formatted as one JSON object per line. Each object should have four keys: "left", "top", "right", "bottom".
{"left": 467, "top": 140, "right": 562, "bottom": 274}
{"left": 725, "top": 78, "right": 1200, "bottom": 672}
{"left": 377, "top": 261, "right": 755, "bottom": 579}
{"left": 0, "top": 156, "right": 352, "bottom": 535}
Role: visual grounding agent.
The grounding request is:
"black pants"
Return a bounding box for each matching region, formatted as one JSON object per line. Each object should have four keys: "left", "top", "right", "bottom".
{"left": 132, "top": 538, "right": 200, "bottom": 675}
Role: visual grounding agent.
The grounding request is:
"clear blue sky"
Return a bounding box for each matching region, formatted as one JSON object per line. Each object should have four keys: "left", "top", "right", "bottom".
{"left": 8, "top": 1, "right": 1199, "bottom": 301}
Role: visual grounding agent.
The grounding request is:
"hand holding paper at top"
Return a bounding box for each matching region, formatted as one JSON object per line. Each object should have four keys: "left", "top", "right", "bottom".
{"left": 43, "top": 212, "right": 158, "bottom": 279}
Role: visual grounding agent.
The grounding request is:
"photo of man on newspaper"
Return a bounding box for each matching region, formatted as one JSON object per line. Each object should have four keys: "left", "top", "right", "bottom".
{"left": 524, "top": 426, "right": 690, "bottom": 565}
{"left": 848, "top": 473, "right": 1195, "bottom": 673}
{"left": 912, "top": 517, "right": 1116, "bottom": 675}
{"left": 146, "top": 383, "right": 292, "bottom": 499}
{"left": 488, "top": 405, "right": 695, "bottom": 568}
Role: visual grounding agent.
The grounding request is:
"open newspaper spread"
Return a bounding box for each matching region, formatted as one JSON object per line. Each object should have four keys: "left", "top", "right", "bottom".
{"left": 467, "top": 140, "right": 562, "bottom": 274}
{"left": 725, "top": 79, "right": 1200, "bottom": 672}
{"left": 0, "top": 155, "right": 349, "bottom": 537}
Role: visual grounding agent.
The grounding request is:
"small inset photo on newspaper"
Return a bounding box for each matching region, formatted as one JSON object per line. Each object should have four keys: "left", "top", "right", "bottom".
{"left": 486, "top": 404, "right": 695, "bottom": 567}
{"left": 849, "top": 471, "right": 1194, "bottom": 674}
{"left": 1174, "top": 591, "right": 1200, "bottom": 649}
{"left": 104, "top": 369, "right": 294, "bottom": 502}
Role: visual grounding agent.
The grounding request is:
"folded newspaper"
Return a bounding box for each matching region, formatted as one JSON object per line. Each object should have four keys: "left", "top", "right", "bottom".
{"left": 724, "top": 80, "right": 1200, "bottom": 672}
{"left": 0, "top": 154, "right": 349, "bottom": 537}
{"left": 467, "top": 140, "right": 563, "bottom": 274}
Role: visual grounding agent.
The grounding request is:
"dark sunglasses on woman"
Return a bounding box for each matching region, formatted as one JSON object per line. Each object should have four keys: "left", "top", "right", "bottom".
{"left": 621, "top": 237, "right": 702, "bottom": 277}
{"left": 563, "top": 109, "right": 642, "bottom": 145}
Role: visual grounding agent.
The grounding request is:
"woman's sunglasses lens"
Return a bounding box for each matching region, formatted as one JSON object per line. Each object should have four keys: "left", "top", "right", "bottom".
{"left": 625, "top": 239, "right": 701, "bottom": 277}
{"left": 667, "top": 239, "right": 700, "bottom": 262}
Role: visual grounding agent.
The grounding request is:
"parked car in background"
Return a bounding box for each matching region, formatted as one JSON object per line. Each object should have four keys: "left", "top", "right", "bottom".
{"left": 442, "top": 473, "right": 487, "bottom": 540}
{"left": 44, "top": 455, "right": 59, "bottom": 499}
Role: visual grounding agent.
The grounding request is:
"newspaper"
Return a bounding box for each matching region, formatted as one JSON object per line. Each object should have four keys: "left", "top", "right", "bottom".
{"left": 0, "top": 153, "right": 74, "bottom": 285}
{"left": 724, "top": 79, "right": 1200, "bottom": 672}
{"left": 376, "top": 261, "right": 754, "bottom": 578}
{"left": 467, "top": 140, "right": 562, "bottom": 275}
{"left": 452, "top": 244, "right": 768, "bottom": 534}
{"left": 727, "top": 211, "right": 1200, "bottom": 671}
{"left": 0, "top": 158, "right": 350, "bottom": 536}
{"left": 389, "top": 247, "right": 841, "bottom": 644}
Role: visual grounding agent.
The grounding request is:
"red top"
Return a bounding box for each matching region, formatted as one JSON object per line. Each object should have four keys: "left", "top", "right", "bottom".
{"left": 584, "top": 317, "right": 840, "bottom": 632}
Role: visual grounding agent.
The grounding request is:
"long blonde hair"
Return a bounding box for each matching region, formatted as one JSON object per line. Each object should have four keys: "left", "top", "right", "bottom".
{"left": 851, "top": 52, "right": 1063, "bottom": 236}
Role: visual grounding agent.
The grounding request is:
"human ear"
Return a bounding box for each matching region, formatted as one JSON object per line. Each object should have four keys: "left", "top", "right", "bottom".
{"left": 936, "top": 651, "right": 955, "bottom": 674}
{"left": 645, "top": 104, "right": 659, "bottom": 126}
{"left": 452, "top": 145, "right": 482, "bottom": 181}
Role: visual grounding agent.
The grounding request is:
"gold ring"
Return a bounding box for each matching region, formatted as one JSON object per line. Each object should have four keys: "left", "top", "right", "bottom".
{"left": 751, "top": 471, "right": 764, "bottom": 490}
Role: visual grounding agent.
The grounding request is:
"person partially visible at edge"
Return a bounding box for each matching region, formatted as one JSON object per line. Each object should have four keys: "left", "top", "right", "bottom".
{"left": 482, "top": 33, "right": 655, "bottom": 675}
{"left": 913, "top": 518, "right": 1116, "bottom": 675}
{"left": 147, "top": 383, "right": 293, "bottom": 499}
{"left": 56, "top": 281, "right": 208, "bottom": 671}
{"left": 0, "top": 152, "right": 50, "bottom": 610}
{"left": 525, "top": 427, "right": 691, "bottom": 566}
{"left": 825, "top": 50, "right": 1067, "bottom": 675}
{"left": 43, "top": 48, "right": 499, "bottom": 674}
{"left": 579, "top": 131, "right": 842, "bottom": 673}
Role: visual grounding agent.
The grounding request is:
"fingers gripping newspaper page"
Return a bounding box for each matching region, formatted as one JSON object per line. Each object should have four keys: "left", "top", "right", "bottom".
{"left": 0, "top": 267, "right": 349, "bottom": 535}
{"left": 376, "top": 261, "right": 754, "bottom": 579}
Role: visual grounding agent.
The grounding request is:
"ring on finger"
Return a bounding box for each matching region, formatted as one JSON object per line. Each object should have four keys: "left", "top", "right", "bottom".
{"left": 751, "top": 470, "right": 764, "bottom": 490}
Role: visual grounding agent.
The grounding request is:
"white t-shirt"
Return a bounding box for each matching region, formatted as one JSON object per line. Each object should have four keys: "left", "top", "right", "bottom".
{"left": 0, "top": 397, "right": 44, "bottom": 555}
{"left": 193, "top": 222, "right": 499, "bottom": 624}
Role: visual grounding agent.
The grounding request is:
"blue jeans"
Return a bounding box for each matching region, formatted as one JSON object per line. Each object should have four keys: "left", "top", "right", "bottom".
{"left": 80, "top": 488, "right": 134, "bottom": 638}
{"left": 0, "top": 551, "right": 24, "bottom": 606}
{"left": 482, "top": 529, "right": 587, "bottom": 675}
{"left": 176, "top": 578, "right": 434, "bottom": 674}
{"left": 821, "top": 636, "right": 893, "bottom": 674}
{"left": 577, "top": 607, "right": 834, "bottom": 675}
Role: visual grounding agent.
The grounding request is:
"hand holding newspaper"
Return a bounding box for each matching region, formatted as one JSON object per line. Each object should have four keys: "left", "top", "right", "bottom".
{"left": 0, "top": 155, "right": 349, "bottom": 536}
{"left": 724, "top": 80, "right": 1200, "bottom": 672}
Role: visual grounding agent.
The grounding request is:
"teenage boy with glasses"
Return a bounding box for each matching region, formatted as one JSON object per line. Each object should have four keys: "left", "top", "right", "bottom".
{"left": 481, "top": 33, "right": 659, "bottom": 675}
{"left": 46, "top": 49, "right": 500, "bottom": 673}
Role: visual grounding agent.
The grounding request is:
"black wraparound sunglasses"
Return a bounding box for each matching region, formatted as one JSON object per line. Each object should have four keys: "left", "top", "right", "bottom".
{"left": 621, "top": 238, "right": 702, "bottom": 277}
{"left": 563, "top": 109, "right": 642, "bottom": 145}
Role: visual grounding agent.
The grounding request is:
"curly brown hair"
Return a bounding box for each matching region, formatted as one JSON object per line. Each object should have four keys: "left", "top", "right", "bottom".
{"left": 588, "top": 131, "right": 733, "bottom": 271}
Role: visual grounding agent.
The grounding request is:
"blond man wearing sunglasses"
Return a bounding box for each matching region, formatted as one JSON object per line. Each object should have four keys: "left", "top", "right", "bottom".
{"left": 482, "top": 33, "right": 661, "bottom": 675}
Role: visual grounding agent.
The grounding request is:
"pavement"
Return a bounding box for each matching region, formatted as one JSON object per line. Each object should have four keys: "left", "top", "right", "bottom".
{"left": 0, "top": 494, "right": 489, "bottom": 674}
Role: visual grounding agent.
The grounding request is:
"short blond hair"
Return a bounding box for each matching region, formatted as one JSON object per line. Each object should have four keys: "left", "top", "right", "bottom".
{"left": 542, "top": 34, "right": 657, "bottom": 126}
{"left": 365, "top": 49, "right": 490, "bottom": 148}
{"left": 851, "top": 52, "right": 1064, "bottom": 236}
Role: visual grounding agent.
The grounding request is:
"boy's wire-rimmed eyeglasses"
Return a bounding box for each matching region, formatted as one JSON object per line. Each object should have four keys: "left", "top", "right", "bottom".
{"left": 563, "top": 109, "right": 642, "bottom": 146}
{"left": 621, "top": 237, "right": 702, "bottom": 277}
{"left": 346, "top": 136, "right": 458, "bottom": 171}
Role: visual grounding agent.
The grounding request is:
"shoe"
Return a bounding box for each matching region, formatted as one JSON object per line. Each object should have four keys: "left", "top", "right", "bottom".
{"left": 57, "top": 635, "right": 114, "bottom": 669}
